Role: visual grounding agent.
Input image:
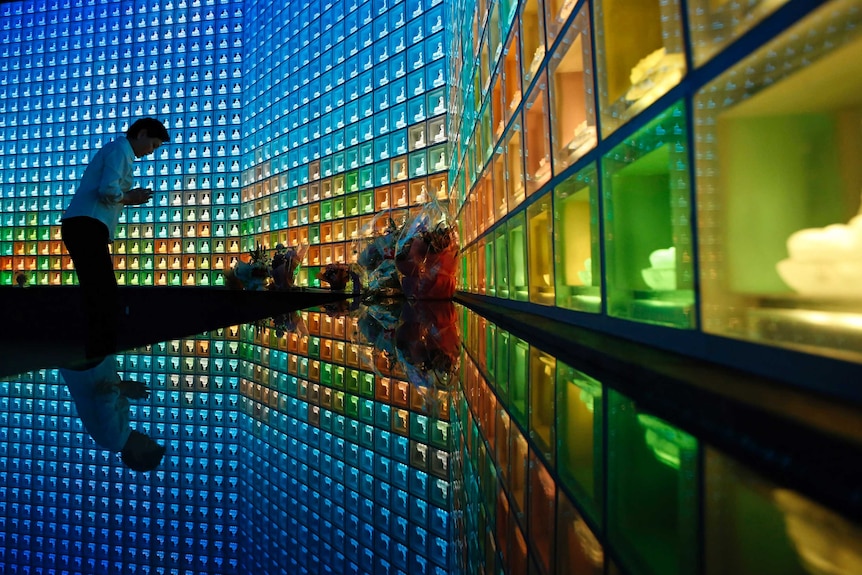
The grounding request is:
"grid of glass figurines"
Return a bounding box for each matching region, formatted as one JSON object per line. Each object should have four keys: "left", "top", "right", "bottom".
{"left": 237, "top": 0, "right": 451, "bottom": 285}
{"left": 0, "top": 0, "right": 234, "bottom": 287}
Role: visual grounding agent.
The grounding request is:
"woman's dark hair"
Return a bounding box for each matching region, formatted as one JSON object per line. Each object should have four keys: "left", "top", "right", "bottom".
{"left": 127, "top": 117, "right": 170, "bottom": 142}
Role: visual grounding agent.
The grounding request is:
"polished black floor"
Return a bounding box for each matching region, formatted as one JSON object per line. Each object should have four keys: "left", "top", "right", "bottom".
{"left": 0, "top": 293, "right": 860, "bottom": 575}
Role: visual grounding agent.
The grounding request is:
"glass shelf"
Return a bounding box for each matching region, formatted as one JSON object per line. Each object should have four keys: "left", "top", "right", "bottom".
{"left": 554, "top": 162, "right": 600, "bottom": 313}
{"left": 548, "top": 5, "right": 596, "bottom": 174}
{"left": 602, "top": 101, "right": 694, "bottom": 329}
{"left": 695, "top": 0, "right": 862, "bottom": 363}
{"left": 595, "top": 0, "right": 686, "bottom": 137}
{"left": 527, "top": 192, "right": 554, "bottom": 305}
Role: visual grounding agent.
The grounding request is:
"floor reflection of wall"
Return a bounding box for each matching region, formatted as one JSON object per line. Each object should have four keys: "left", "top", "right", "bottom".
{"left": 454, "top": 306, "right": 862, "bottom": 575}
{"left": 237, "top": 309, "right": 454, "bottom": 575}
{"left": 0, "top": 327, "right": 243, "bottom": 574}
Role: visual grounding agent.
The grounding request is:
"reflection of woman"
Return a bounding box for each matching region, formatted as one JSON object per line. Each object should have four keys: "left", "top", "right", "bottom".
{"left": 59, "top": 355, "right": 166, "bottom": 472}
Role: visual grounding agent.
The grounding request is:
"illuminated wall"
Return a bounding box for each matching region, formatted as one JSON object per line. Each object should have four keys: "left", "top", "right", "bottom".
{"left": 450, "top": 0, "right": 862, "bottom": 367}
{"left": 239, "top": 0, "right": 449, "bottom": 287}
{"left": 0, "top": 0, "right": 449, "bottom": 289}
{"left": 0, "top": 0, "right": 245, "bottom": 288}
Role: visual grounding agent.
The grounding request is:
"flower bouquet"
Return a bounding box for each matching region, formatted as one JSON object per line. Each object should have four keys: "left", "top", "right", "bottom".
{"left": 226, "top": 244, "right": 272, "bottom": 291}
{"left": 356, "top": 213, "right": 404, "bottom": 297}
{"left": 317, "top": 262, "right": 356, "bottom": 291}
{"left": 395, "top": 199, "right": 459, "bottom": 300}
{"left": 271, "top": 244, "right": 308, "bottom": 289}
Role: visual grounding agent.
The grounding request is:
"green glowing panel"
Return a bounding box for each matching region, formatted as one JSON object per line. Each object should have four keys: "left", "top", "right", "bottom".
{"left": 607, "top": 390, "right": 698, "bottom": 575}
{"left": 602, "top": 101, "right": 695, "bottom": 328}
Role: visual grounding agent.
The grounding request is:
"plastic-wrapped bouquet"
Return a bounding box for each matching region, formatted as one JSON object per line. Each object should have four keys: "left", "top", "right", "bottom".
{"left": 226, "top": 244, "right": 272, "bottom": 291}
{"left": 356, "top": 213, "right": 404, "bottom": 297}
{"left": 394, "top": 300, "right": 460, "bottom": 416}
{"left": 317, "top": 262, "right": 362, "bottom": 292}
{"left": 271, "top": 244, "right": 308, "bottom": 289}
{"left": 395, "top": 200, "right": 459, "bottom": 299}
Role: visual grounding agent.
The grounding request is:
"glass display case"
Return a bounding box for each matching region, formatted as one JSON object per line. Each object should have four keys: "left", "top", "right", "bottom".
{"left": 554, "top": 162, "right": 601, "bottom": 313}
{"left": 528, "top": 347, "right": 555, "bottom": 457}
{"left": 557, "top": 490, "right": 604, "bottom": 575}
{"left": 505, "top": 119, "right": 525, "bottom": 211}
{"left": 507, "top": 211, "right": 528, "bottom": 302}
{"left": 695, "top": 0, "right": 862, "bottom": 363}
{"left": 503, "top": 27, "right": 523, "bottom": 125}
{"left": 548, "top": 5, "right": 596, "bottom": 174}
{"left": 704, "top": 446, "right": 862, "bottom": 575}
{"left": 523, "top": 71, "right": 552, "bottom": 195}
{"left": 527, "top": 192, "right": 554, "bottom": 305}
{"left": 688, "top": 0, "right": 790, "bottom": 66}
{"left": 520, "top": 0, "right": 547, "bottom": 86}
{"left": 594, "top": 0, "right": 686, "bottom": 137}
{"left": 495, "top": 224, "right": 510, "bottom": 299}
{"left": 557, "top": 360, "right": 602, "bottom": 523}
{"left": 603, "top": 101, "right": 695, "bottom": 328}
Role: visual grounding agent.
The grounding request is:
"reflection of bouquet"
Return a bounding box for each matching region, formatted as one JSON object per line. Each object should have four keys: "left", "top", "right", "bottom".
{"left": 317, "top": 262, "right": 352, "bottom": 291}
{"left": 395, "top": 219, "right": 459, "bottom": 300}
{"left": 226, "top": 244, "right": 272, "bottom": 291}
{"left": 355, "top": 300, "right": 404, "bottom": 373}
{"left": 255, "top": 310, "right": 309, "bottom": 338}
{"left": 321, "top": 297, "right": 362, "bottom": 318}
{"left": 395, "top": 301, "right": 460, "bottom": 386}
{"left": 357, "top": 215, "right": 403, "bottom": 296}
{"left": 394, "top": 300, "right": 460, "bottom": 415}
{"left": 272, "top": 244, "right": 308, "bottom": 289}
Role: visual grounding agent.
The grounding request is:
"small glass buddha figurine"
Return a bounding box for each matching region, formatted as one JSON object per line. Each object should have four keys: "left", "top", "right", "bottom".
{"left": 433, "top": 68, "right": 445, "bottom": 87}
{"left": 416, "top": 184, "right": 428, "bottom": 203}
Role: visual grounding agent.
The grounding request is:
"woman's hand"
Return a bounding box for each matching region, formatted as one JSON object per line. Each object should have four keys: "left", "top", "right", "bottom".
{"left": 123, "top": 188, "right": 154, "bottom": 205}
